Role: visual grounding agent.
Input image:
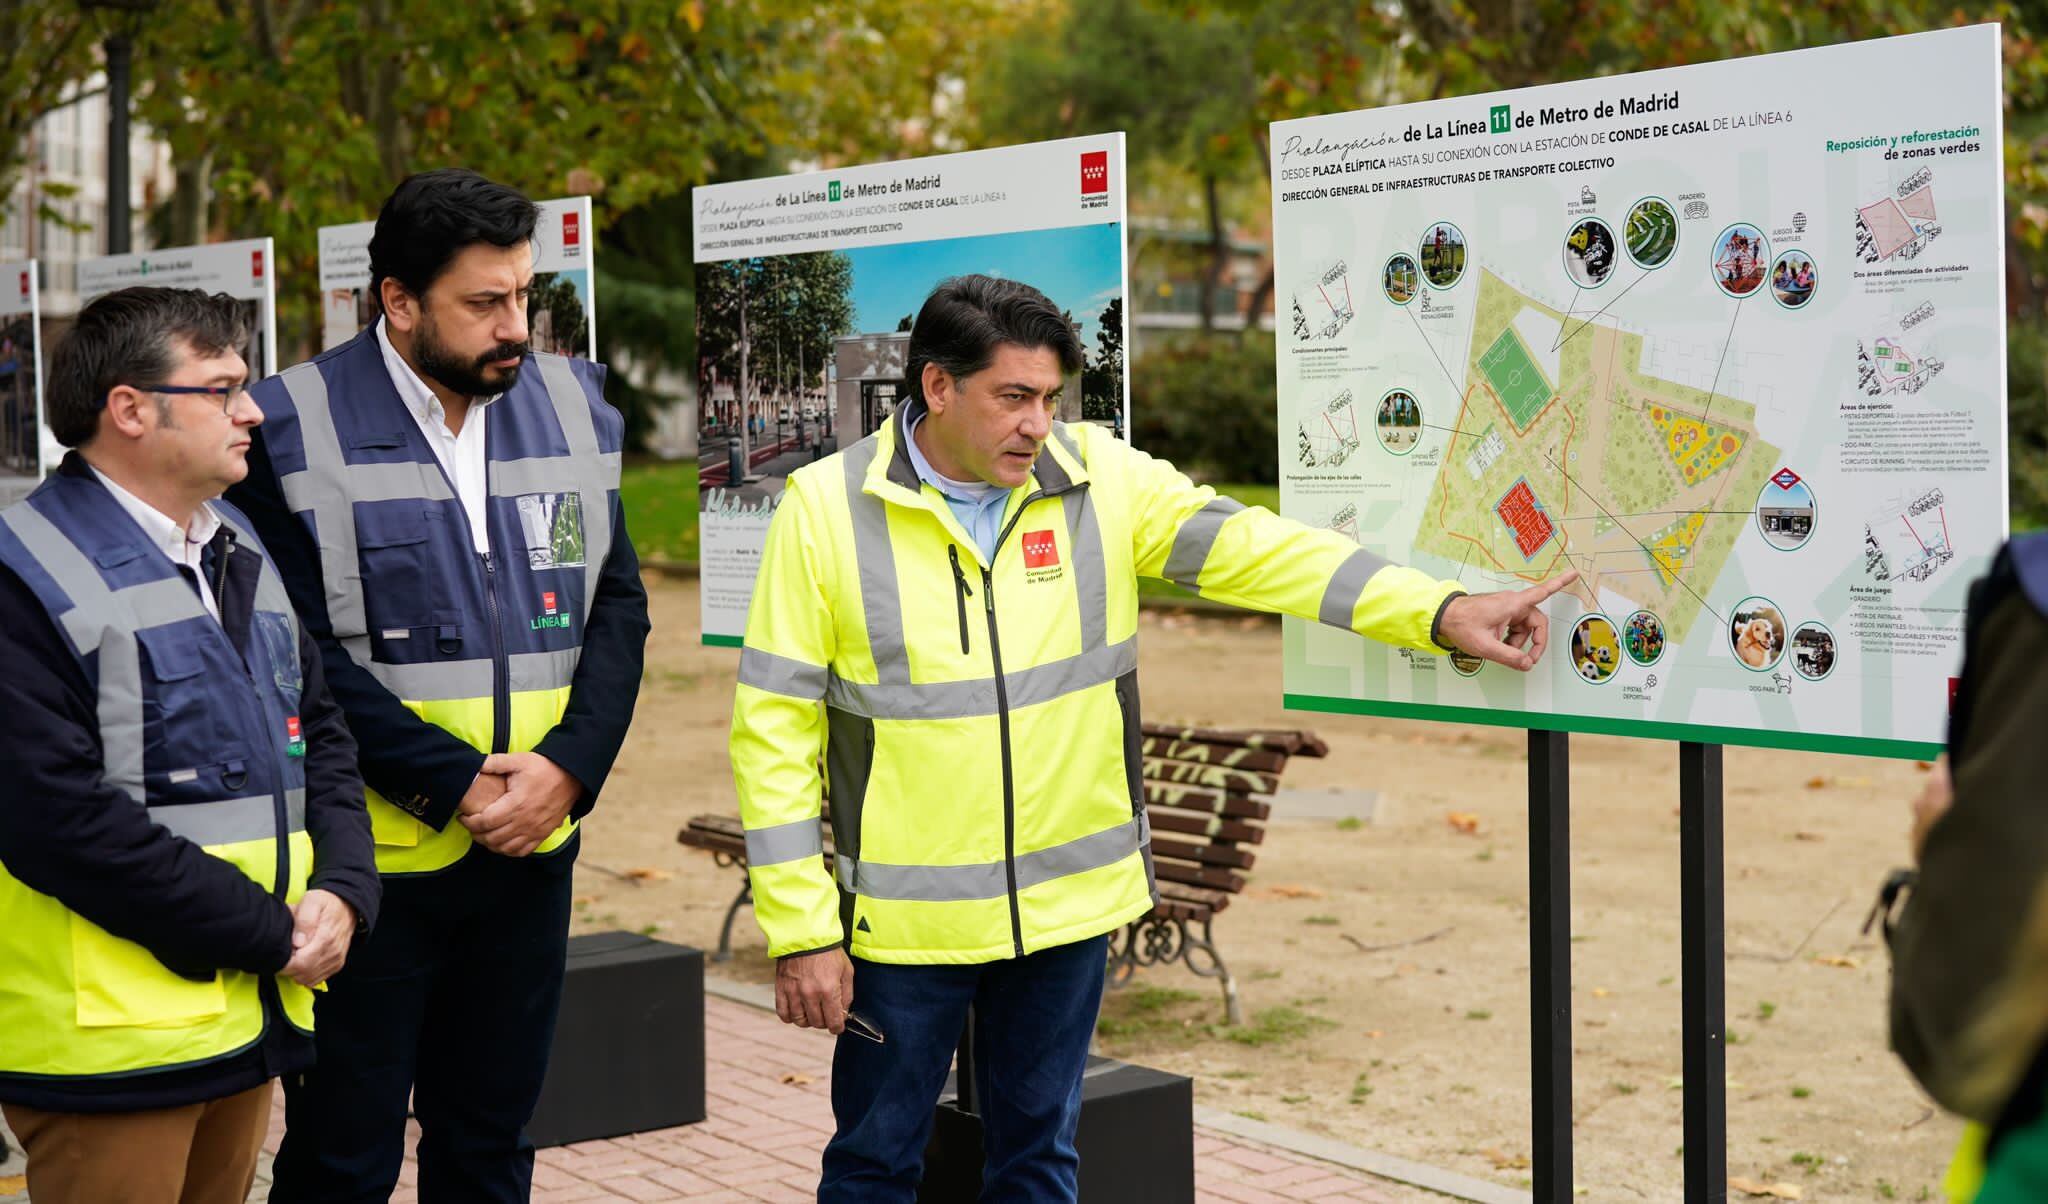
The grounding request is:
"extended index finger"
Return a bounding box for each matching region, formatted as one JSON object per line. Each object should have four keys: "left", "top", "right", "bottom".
{"left": 1524, "top": 569, "right": 1581, "bottom": 603}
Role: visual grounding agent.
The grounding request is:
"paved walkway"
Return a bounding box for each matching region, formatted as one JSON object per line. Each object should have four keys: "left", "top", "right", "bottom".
{"left": 1, "top": 991, "right": 1466, "bottom": 1203}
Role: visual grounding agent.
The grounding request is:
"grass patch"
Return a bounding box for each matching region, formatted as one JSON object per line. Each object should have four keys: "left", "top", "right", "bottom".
{"left": 1791, "top": 1086, "right": 1812, "bottom": 1099}
{"left": 1094, "top": 985, "right": 1203, "bottom": 1039}
{"left": 1303, "top": 915, "right": 1340, "bottom": 926}
{"left": 1465, "top": 1009, "right": 1493, "bottom": 1021}
{"left": 1350, "top": 1073, "right": 1373, "bottom": 1104}
{"left": 1222, "top": 1006, "right": 1336, "bottom": 1047}
{"left": 1335, "top": 816, "right": 1364, "bottom": 831}
{"left": 620, "top": 458, "right": 700, "bottom": 562}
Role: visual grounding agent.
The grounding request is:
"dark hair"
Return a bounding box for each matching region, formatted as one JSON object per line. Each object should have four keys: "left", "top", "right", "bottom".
{"left": 46, "top": 287, "right": 248, "bottom": 447}
{"left": 367, "top": 169, "right": 541, "bottom": 313}
{"left": 904, "top": 275, "right": 1084, "bottom": 403}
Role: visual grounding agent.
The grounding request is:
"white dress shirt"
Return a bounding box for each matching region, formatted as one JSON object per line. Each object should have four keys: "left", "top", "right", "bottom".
{"left": 89, "top": 464, "right": 224, "bottom": 623}
{"left": 375, "top": 317, "right": 495, "bottom": 554}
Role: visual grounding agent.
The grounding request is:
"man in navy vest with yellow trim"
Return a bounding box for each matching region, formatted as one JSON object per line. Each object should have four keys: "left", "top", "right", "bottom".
{"left": 229, "top": 171, "right": 649, "bottom": 1201}
{"left": 0, "top": 288, "right": 379, "bottom": 1204}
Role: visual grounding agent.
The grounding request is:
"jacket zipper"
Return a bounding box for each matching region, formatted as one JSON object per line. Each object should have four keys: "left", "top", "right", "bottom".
{"left": 980, "top": 563, "right": 1024, "bottom": 959}
{"left": 975, "top": 483, "right": 1086, "bottom": 960}
{"left": 481, "top": 551, "right": 510, "bottom": 755}
{"left": 948, "top": 545, "right": 973, "bottom": 654}
{"left": 219, "top": 533, "right": 291, "bottom": 1046}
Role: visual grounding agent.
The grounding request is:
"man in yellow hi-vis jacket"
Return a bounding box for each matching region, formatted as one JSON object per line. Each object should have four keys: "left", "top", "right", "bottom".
{"left": 730, "top": 274, "right": 1573, "bottom": 1201}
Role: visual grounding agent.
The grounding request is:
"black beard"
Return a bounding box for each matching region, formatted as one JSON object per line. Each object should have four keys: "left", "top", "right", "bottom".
{"left": 414, "top": 317, "right": 528, "bottom": 399}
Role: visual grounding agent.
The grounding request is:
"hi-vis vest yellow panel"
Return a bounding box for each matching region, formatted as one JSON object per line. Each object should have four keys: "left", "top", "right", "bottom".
{"left": 730, "top": 412, "right": 1464, "bottom": 964}
{"left": 0, "top": 482, "right": 316, "bottom": 1081}
{"left": 258, "top": 341, "right": 622, "bottom": 874}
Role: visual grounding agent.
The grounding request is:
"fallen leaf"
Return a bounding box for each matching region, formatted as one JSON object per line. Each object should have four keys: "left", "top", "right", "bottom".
{"left": 1916, "top": 761, "right": 1935, "bottom": 772}
{"left": 1482, "top": 1149, "right": 1531, "bottom": 1170}
{"left": 1446, "top": 811, "right": 1483, "bottom": 835}
{"left": 0, "top": 1177, "right": 22, "bottom": 1194}
{"left": 1261, "top": 884, "right": 1325, "bottom": 900}
{"left": 1367, "top": 1030, "right": 1384, "bottom": 1038}
{"left": 1729, "top": 1177, "right": 1803, "bottom": 1199}
{"left": 780, "top": 1072, "right": 814, "bottom": 1085}
{"left": 1804, "top": 776, "right": 1827, "bottom": 789}
{"left": 1793, "top": 831, "right": 1824, "bottom": 842}
{"left": 623, "top": 867, "right": 673, "bottom": 882}
{"left": 1592, "top": 987, "right": 1612, "bottom": 998}
{"left": 1813, "top": 954, "right": 1861, "bottom": 969}
{"left": 572, "top": 895, "right": 600, "bottom": 907}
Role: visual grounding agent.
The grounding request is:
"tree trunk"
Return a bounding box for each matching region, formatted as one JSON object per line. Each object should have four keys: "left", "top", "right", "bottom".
{"left": 1198, "top": 172, "right": 1226, "bottom": 332}
{"left": 168, "top": 153, "right": 212, "bottom": 246}
{"left": 1240, "top": 263, "right": 1275, "bottom": 337}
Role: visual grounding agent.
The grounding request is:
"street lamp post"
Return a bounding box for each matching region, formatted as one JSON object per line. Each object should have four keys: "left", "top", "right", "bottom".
{"left": 81, "top": 0, "right": 159, "bottom": 256}
{"left": 105, "top": 31, "right": 130, "bottom": 253}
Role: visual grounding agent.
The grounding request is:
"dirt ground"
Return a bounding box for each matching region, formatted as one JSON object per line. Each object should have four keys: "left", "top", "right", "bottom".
{"left": 582, "top": 574, "right": 1958, "bottom": 1202}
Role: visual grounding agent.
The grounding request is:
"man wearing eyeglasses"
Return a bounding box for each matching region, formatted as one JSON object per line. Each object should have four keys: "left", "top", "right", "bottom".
{"left": 0, "top": 287, "right": 379, "bottom": 1204}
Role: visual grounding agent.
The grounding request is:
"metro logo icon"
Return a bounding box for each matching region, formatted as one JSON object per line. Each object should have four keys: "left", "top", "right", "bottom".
{"left": 563, "top": 212, "right": 580, "bottom": 248}
{"left": 252, "top": 249, "right": 265, "bottom": 280}
{"left": 1080, "top": 151, "right": 1108, "bottom": 196}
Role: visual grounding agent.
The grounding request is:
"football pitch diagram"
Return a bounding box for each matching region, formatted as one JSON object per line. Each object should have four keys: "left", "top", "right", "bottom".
{"left": 1857, "top": 335, "right": 1946, "bottom": 396}
{"left": 1411, "top": 270, "right": 1778, "bottom": 642}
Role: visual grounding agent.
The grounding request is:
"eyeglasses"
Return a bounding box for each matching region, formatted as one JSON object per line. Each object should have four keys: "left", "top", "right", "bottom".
{"left": 119, "top": 383, "right": 251, "bottom": 416}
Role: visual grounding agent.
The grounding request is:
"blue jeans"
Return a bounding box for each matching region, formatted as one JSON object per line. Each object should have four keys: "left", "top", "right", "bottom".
{"left": 820, "top": 935, "right": 1108, "bottom": 1203}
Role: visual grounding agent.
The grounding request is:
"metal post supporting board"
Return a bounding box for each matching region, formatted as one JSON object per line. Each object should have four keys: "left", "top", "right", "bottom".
{"left": 1680, "top": 742, "right": 1727, "bottom": 1201}
{"left": 1528, "top": 729, "right": 1572, "bottom": 1203}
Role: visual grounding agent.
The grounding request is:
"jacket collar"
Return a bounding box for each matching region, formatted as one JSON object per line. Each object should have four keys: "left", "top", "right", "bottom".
{"left": 863, "top": 400, "right": 1088, "bottom": 510}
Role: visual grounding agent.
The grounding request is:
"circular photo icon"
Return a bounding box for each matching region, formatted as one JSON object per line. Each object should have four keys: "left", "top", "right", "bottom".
{"left": 1563, "top": 217, "right": 1618, "bottom": 288}
{"left": 1625, "top": 197, "right": 1679, "bottom": 269}
{"left": 1569, "top": 614, "right": 1622, "bottom": 685}
{"left": 1383, "top": 253, "right": 1420, "bottom": 306}
{"left": 1755, "top": 470, "right": 1817, "bottom": 551}
{"left": 1771, "top": 250, "right": 1818, "bottom": 309}
{"left": 1449, "top": 650, "right": 1484, "bottom": 677}
{"left": 1712, "top": 224, "right": 1770, "bottom": 298}
{"left": 1419, "top": 222, "right": 1467, "bottom": 289}
{"left": 1729, "top": 596, "right": 1788, "bottom": 673}
{"left": 1622, "top": 610, "right": 1667, "bottom": 667}
{"left": 1791, "top": 620, "right": 1838, "bottom": 682}
{"left": 1376, "top": 388, "right": 1422, "bottom": 455}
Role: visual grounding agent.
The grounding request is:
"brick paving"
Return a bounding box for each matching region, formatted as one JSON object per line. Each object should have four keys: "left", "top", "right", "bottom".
{"left": 0, "top": 992, "right": 1431, "bottom": 1203}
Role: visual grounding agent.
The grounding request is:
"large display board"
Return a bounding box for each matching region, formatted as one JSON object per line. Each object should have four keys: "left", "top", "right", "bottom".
{"left": 692, "top": 134, "right": 1131, "bottom": 644}
{"left": 0, "top": 261, "right": 42, "bottom": 505}
{"left": 1271, "top": 26, "right": 2005, "bottom": 758}
{"left": 317, "top": 197, "right": 596, "bottom": 357}
{"left": 80, "top": 238, "right": 280, "bottom": 382}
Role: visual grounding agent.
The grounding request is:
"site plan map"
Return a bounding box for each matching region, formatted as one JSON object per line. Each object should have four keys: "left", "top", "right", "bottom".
{"left": 1271, "top": 26, "right": 2005, "bottom": 757}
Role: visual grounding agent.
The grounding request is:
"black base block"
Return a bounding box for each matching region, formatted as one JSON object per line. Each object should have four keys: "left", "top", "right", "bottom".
{"left": 529, "top": 931, "right": 706, "bottom": 1148}
{"left": 917, "top": 1056, "right": 1194, "bottom": 1202}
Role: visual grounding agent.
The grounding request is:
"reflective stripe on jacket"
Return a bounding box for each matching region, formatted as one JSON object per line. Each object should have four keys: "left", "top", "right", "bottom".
{"left": 249, "top": 329, "right": 624, "bottom": 873}
{"left": 0, "top": 473, "right": 316, "bottom": 1079}
{"left": 730, "top": 409, "right": 1463, "bottom": 964}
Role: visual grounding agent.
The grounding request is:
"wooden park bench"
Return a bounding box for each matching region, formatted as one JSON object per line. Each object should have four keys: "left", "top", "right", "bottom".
{"left": 677, "top": 723, "right": 1326, "bottom": 1025}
